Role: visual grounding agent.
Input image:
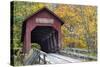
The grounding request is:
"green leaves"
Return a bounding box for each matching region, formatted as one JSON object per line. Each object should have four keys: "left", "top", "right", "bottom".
{"left": 13, "top": 2, "right": 45, "bottom": 48}
{"left": 32, "top": 43, "right": 41, "bottom": 49}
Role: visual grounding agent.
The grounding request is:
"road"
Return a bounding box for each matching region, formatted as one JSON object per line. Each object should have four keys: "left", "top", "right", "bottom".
{"left": 40, "top": 53, "right": 81, "bottom": 64}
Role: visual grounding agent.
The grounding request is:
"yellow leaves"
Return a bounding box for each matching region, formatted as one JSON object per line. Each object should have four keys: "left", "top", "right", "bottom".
{"left": 66, "top": 9, "right": 76, "bottom": 17}
{"left": 88, "top": 20, "right": 97, "bottom": 33}
{"left": 74, "top": 15, "right": 82, "bottom": 23}
{"left": 75, "top": 25, "right": 84, "bottom": 35}
{"left": 49, "top": 4, "right": 97, "bottom": 49}
{"left": 61, "top": 26, "right": 69, "bottom": 35}
{"left": 54, "top": 5, "right": 67, "bottom": 18}
{"left": 32, "top": 3, "right": 44, "bottom": 12}
{"left": 16, "top": 12, "right": 23, "bottom": 16}
{"left": 62, "top": 37, "right": 87, "bottom": 48}
{"left": 38, "top": 3, "right": 44, "bottom": 8}
{"left": 76, "top": 40, "right": 87, "bottom": 48}
{"left": 63, "top": 37, "right": 70, "bottom": 43}
{"left": 54, "top": 5, "right": 77, "bottom": 18}
{"left": 83, "top": 6, "right": 96, "bottom": 17}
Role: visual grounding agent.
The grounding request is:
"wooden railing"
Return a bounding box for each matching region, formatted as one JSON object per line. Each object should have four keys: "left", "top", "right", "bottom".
{"left": 60, "top": 48, "right": 97, "bottom": 61}
{"left": 33, "top": 48, "right": 51, "bottom": 64}
{"left": 23, "top": 48, "right": 51, "bottom": 65}
{"left": 13, "top": 48, "right": 51, "bottom": 66}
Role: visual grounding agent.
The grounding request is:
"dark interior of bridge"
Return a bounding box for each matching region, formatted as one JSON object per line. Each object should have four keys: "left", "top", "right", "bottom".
{"left": 31, "top": 26, "right": 59, "bottom": 53}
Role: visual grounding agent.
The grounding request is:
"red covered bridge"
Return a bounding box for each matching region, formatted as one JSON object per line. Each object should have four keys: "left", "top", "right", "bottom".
{"left": 21, "top": 7, "right": 64, "bottom": 54}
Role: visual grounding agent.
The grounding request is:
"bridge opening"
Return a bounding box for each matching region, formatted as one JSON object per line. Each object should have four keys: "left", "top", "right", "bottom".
{"left": 31, "top": 26, "right": 59, "bottom": 53}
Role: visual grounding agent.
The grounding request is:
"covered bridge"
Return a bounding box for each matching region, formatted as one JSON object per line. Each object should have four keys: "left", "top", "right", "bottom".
{"left": 21, "top": 7, "right": 64, "bottom": 54}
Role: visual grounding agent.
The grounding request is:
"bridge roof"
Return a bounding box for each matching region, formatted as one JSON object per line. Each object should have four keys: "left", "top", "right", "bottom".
{"left": 23, "top": 7, "right": 64, "bottom": 25}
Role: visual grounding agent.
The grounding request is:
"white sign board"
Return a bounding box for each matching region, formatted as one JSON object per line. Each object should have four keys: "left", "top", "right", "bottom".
{"left": 36, "top": 18, "right": 54, "bottom": 24}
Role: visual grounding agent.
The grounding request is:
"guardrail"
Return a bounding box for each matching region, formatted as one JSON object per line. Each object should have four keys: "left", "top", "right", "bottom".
{"left": 23, "top": 48, "right": 51, "bottom": 65}
{"left": 13, "top": 48, "right": 51, "bottom": 65}
{"left": 60, "top": 48, "right": 97, "bottom": 61}
{"left": 64, "top": 48, "right": 89, "bottom": 54}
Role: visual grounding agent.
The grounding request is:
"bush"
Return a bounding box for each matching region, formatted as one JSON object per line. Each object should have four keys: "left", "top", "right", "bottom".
{"left": 31, "top": 43, "right": 41, "bottom": 49}
{"left": 63, "top": 37, "right": 88, "bottom": 49}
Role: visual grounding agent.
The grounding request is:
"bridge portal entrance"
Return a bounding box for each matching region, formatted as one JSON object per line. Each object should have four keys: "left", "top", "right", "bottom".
{"left": 31, "top": 26, "right": 58, "bottom": 53}
{"left": 21, "top": 7, "right": 64, "bottom": 54}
